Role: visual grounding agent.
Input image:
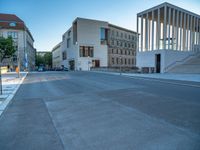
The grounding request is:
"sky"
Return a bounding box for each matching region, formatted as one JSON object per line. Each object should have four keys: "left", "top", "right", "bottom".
{"left": 0, "top": 0, "right": 200, "bottom": 52}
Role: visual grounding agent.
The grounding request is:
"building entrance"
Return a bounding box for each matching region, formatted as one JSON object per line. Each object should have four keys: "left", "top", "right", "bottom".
{"left": 155, "top": 54, "right": 161, "bottom": 73}
{"left": 69, "top": 60, "right": 75, "bottom": 70}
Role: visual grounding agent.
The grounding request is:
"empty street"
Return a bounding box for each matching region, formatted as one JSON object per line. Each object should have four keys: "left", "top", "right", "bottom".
{"left": 0, "top": 72, "right": 200, "bottom": 150}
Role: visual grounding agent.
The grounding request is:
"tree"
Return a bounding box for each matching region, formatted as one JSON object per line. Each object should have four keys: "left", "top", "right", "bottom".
{"left": 44, "top": 52, "right": 52, "bottom": 68}
{"left": 35, "top": 52, "right": 52, "bottom": 69}
{"left": 35, "top": 54, "right": 44, "bottom": 67}
{"left": 0, "top": 37, "right": 16, "bottom": 94}
{"left": 0, "top": 36, "right": 16, "bottom": 62}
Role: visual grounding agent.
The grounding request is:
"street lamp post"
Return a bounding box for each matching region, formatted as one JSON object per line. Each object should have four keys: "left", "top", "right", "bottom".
{"left": 17, "top": 48, "right": 20, "bottom": 78}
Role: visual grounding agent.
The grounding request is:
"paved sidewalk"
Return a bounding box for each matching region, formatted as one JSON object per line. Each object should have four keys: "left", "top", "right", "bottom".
{"left": 0, "top": 72, "right": 27, "bottom": 116}
{"left": 91, "top": 71, "right": 200, "bottom": 82}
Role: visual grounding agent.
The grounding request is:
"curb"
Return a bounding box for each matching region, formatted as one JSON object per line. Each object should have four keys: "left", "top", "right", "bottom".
{"left": 0, "top": 72, "right": 28, "bottom": 116}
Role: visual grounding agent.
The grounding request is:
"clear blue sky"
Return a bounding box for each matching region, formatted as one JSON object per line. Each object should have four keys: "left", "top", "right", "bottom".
{"left": 1, "top": 0, "right": 200, "bottom": 52}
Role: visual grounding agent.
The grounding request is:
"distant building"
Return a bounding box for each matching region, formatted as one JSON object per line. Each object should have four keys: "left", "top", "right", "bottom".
{"left": 0, "top": 13, "right": 36, "bottom": 71}
{"left": 52, "top": 42, "right": 62, "bottom": 69}
{"left": 136, "top": 2, "right": 200, "bottom": 73}
{"left": 58, "top": 17, "right": 138, "bottom": 71}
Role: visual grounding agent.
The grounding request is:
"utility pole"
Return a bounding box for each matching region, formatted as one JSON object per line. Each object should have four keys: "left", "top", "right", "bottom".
{"left": 17, "top": 48, "right": 20, "bottom": 78}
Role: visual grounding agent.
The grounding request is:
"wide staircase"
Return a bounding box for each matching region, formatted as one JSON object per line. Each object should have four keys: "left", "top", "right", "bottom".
{"left": 168, "top": 54, "right": 200, "bottom": 74}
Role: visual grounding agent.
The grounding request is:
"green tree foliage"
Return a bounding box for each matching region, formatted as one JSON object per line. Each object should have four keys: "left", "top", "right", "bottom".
{"left": 35, "top": 54, "right": 44, "bottom": 67}
{"left": 35, "top": 52, "right": 52, "bottom": 68}
{"left": 0, "top": 37, "right": 16, "bottom": 62}
{"left": 44, "top": 52, "right": 52, "bottom": 67}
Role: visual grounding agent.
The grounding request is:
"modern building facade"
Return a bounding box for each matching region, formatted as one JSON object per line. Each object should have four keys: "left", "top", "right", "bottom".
{"left": 136, "top": 2, "right": 200, "bottom": 73}
{"left": 52, "top": 42, "right": 62, "bottom": 69}
{"left": 0, "top": 13, "right": 36, "bottom": 71}
{"left": 59, "top": 18, "right": 138, "bottom": 71}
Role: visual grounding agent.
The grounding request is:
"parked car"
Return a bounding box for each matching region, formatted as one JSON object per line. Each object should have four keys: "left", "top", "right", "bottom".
{"left": 63, "top": 67, "right": 69, "bottom": 71}
{"left": 38, "top": 67, "right": 44, "bottom": 72}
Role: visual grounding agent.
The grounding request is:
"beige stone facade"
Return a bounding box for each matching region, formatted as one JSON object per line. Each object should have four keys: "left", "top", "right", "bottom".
{"left": 108, "top": 24, "right": 137, "bottom": 68}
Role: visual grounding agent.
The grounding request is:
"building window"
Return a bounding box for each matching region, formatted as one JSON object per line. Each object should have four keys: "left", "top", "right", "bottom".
{"left": 7, "top": 31, "right": 18, "bottom": 39}
{"left": 120, "top": 42, "right": 123, "bottom": 47}
{"left": 62, "top": 51, "right": 67, "bottom": 60}
{"left": 9, "top": 22, "right": 16, "bottom": 27}
{"left": 67, "top": 38, "right": 70, "bottom": 48}
{"left": 73, "top": 21, "right": 77, "bottom": 44}
{"left": 117, "top": 41, "right": 119, "bottom": 46}
{"left": 124, "top": 42, "right": 127, "bottom": 48}
{"left": 68, "top": 30, "right": 71, "bottom": 37}
{"left": 80, "top": 46, "right": 94, "bottom": 57}
{"left": 125, "top": 59, "right": 127, "bottom": 65}
{"left": 112, "top": 30, "right": 114, "bottom": 36}
{"left": 121, "top": 33, "right": 123, "bottom": 38}
{"left": 116, "top": 31, "right": 119, "bottom": 37}
{"left": 128, "top": 35, "right": 131, "bottom": 40}
{"left": 112, "top": 58, "right": 114, "bottom": 64}
{"left": 128, "top": 59, "right": 130, "bottom": 64}
{"left": 132, "top": 35, "right": 135, "bottom": 41}
{"left": 125, "top": 34, "right": 127, "bottom": 39}
{"left": 100, "top": 28, "right": 108, "bottom": 45}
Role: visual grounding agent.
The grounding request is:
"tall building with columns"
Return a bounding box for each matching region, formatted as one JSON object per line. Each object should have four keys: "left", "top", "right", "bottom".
{"left": 136, "top": 2, "right": 200, "bottom": 73}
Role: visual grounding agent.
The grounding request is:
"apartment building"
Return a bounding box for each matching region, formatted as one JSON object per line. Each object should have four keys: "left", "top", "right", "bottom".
{"left": 108, "top": 24, "right": 137, "bottom": 68}
{"left": 52, "top": 42, "right": 62, "bottom": 69}
{"left": 0, "top": 13, "right": 36, "bottom": 71}
{"left": 59, "top": 18, "right": 138, "bottom": 71}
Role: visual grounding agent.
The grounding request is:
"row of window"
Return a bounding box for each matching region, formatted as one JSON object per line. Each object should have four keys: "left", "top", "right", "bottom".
{"left": 110, "top": 30, "right": 136, "bottom": 41}
{"left": 7, "top": 31, "right": 18, "bottom": 39}
{"left": 110, "top": 49, "right": 136, "bottom": 56}
{"left": 110, "top": 40, "right": 136, "bottom": 49}
{"left": 111, "top": 57, "right": 135, "bottom": 65}
{"left": 79, "top": 46, "right": 94, "bottom": 57}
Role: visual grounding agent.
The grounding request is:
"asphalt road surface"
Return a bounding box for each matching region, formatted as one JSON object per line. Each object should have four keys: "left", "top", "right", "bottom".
{"left": 0, "top": 71, "right": 200, "bottom": 150}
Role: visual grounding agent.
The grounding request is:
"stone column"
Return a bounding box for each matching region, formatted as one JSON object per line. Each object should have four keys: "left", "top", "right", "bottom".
{"left": 141, "top": 15, "right": 143, "bottom": 51}
{"left": 186, "top": 14, "right": 189, "bottom": 51}
{"left": 190, "top": 16, "right": 193, "bottom": 51}
{"left": 168, "top": 7, "right": 171, "bottom": 49}
{"left": 179, "top": 12, "right": 183, "bottom": 51}
{"left": 146, "top": 13, "right": 149, "bottom": 51}
{"left": 163, "top": 5, "right": 167, "bottom": 49}
{"left": 176, "top": 10, "right": 179, "bottom": 50}
{"left": 152, "top": 10, "right": 154, "bottom": 51}
{"left": 157, "top": 8, "right": 160, "bottom": 50}
{"left": 172, "top": 9, "right": 175, "bottom": 50}
{"left": 183, "top": 13, "right": 186, "bottom": 50}
{"left": 137, "top": 16, "right": 139, "bottom": 52}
